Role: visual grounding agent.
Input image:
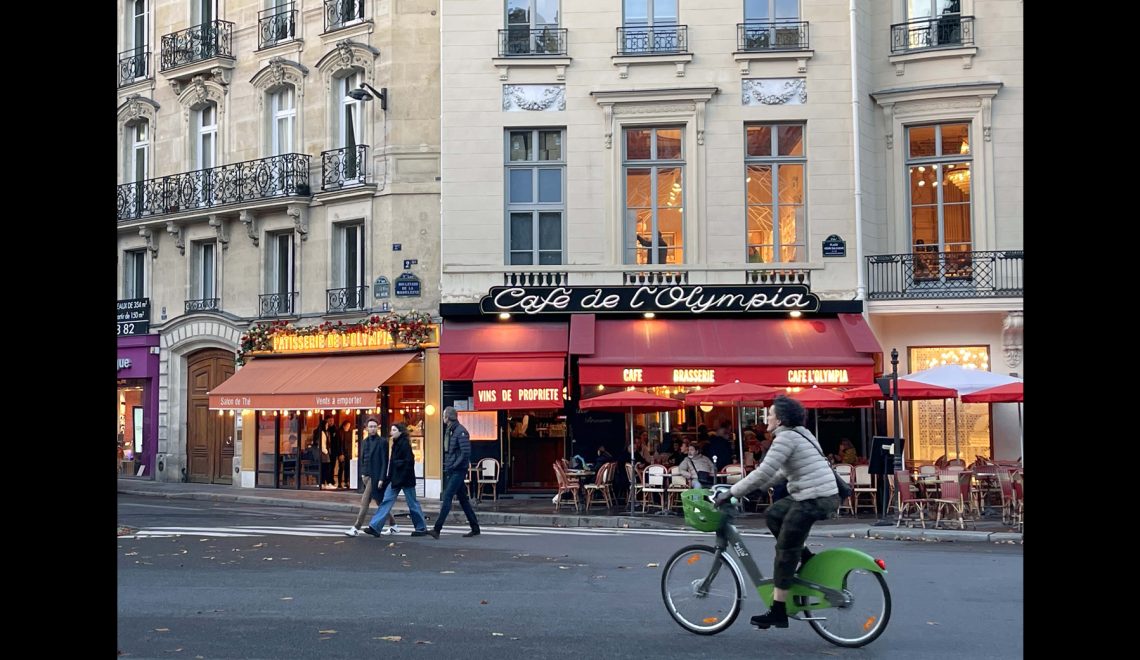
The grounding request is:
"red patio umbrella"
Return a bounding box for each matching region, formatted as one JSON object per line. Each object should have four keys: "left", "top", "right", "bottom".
{"left": 962, "top": 382, "right": 1024, "bottom": 466}
{"left": 844, "top": 380, "right": 961, "bottom": 462}
{"left": 685, "top": 382, "right": 781, "bottom": 471}
{"left": 790, "top": 387, "right": 858, "bottom": 409}
{"left": 579, "top": 390, "right": 685, "bottom": 513}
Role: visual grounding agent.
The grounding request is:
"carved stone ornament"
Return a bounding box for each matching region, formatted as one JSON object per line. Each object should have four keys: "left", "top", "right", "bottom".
{"left": 139, "top": 227, "right": 158, "bottom": 258}
{"left": 1002, "top": 311, "right": 1023, "bottom": 369}
{"left": 742, "top": 78, "right": 806, "bottom": 106}
{"left": 118, "top": 94, "right": 159, "bottom": 126}
{"left": 166, "top": 222, "right": 185, "bottom": 256}
{"left": 336, "top": 41, "right": 355, "bottom": 68}
{"left": 208, "top": 215, "right": 229, "bottom": 250}
{"left": 239, "top": 210, "right": 258, "bottom": 247}
{"left": 287, "top": 204, "right": 308, "bottom": 240}
{"left": 502, "top": 85, "right": 565, "bottom": 112}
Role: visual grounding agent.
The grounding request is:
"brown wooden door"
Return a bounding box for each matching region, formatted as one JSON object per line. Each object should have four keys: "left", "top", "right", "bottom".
{"left": 186, "top": 349, "right": 235, "bottom": 484}
{"left": 509, "top": 436, "right": 562, "bottom": 489}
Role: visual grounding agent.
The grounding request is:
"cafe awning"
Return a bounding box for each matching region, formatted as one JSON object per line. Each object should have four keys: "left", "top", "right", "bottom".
{"left": 208, "top": 352, "right": 417, "bottom": 410}
{"left": 576, "top": 316, "right": 880, "bottom": 387}
{"left": 471, "top": 357, "right": 566, "bottom": 410}
{"left": 440, "top": 321, "right": 568, "bottom": 380}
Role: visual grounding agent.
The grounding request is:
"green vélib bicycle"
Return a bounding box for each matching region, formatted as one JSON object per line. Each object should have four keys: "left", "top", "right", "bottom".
{"left": 661, "top": 486, "right": 891, "bottom": 648}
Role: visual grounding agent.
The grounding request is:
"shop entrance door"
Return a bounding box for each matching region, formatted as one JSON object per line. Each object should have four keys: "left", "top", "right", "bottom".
{"left": 187, "top": 348, "right": 235, "bottom": 484}
{"left": 508, "top": 434, "right": 562, "bottom": 489}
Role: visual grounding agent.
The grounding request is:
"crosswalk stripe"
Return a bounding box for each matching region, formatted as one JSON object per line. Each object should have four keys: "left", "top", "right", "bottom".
{"left": 123, "top": 523, "right": 773, "bottom": 540}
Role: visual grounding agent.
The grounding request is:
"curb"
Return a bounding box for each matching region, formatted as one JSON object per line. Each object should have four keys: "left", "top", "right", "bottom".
{"left": 118, "top": 486, "right": 1020, "bottom": 544}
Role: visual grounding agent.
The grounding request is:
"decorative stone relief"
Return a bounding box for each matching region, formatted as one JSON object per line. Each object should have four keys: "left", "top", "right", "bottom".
{"left": 165, "top": 222, "right": 185, "bottom": 256}
{"left": 139, "top": 227, "right": 158, "bottom": 258}
{"left": 1002, "top": 311, "right": 1023, "bottom": 369}
{"left": 287, "top": 204, "right": 308, "bottom": 240}
{"left": 502, "top": 85, "right": 565, "bottom": 112}
{"left": 742, "top": 78, "right": 806, "bottom": 106}
{"left": 239, "top": 210, "right": 258, "bottom": 246}
{"left": 208, "top": 215, "right": 229, "bottom": 250}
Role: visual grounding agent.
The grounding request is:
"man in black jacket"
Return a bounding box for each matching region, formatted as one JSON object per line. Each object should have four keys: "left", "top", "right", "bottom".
{"left": 367, "top": 422, "right": 429, "bottom": 536}
{"left": 428, "top": 406, "right": 480, "bottom": 539}
{"left": 345, "top": 418, "right": 396, "bottom": 537}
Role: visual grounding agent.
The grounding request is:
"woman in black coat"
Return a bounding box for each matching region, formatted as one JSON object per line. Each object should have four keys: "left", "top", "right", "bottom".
{"left": 365, "top": 422, "right": 429, "bottom": 536}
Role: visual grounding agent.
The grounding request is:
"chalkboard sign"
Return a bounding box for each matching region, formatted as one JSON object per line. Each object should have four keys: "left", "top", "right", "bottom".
{"left": 822, "top": 234, "right": 846, "bottom": 257}
{"left": 394, "top": 272, "right": 421, "bottom": 297}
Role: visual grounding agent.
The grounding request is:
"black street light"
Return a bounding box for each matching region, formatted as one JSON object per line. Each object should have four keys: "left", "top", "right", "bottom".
{"left": 346, "top": 82, "right": 388, "bottom": 111}
{"left": 873, "top": 347, "right": 902, "bottom": 526}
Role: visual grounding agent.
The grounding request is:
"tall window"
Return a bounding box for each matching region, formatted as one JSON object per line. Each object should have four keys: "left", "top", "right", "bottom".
{"left": 743, "top": 0, "right": 801, "bottom": 49}
{"left": 130, "top": 121, "right": 149, "bottom": 183}
{"left": 745, "top": 0, "right": 799, "bottom": 21}
{"left": 338, "top": 72, "right": 363, "bottom": 179}
{"left": 745, "top": 124, "right": 805, "bottom": 263}
{"left": 907, "top": 0, "right": 959, "bottom": 20}
{"left": 127, "top": 0, "right": 148, "bottom": 79}
{"left": 334, "top": 222, "right": 365, "bottom": 309}
{"left": 624, "top": 127, "right": 683, "bottom": 265}
{"left": 624, "top": 0, "right": 677, "bottom": 26}
{"left": 194, "top": 103, "right": 217, "bottom": 170}
{"left": 268, "top": 232, "right": 294, "bottom": 295}
{"left": 908, "top": 345, "right": 991, "bottom": 464}
{"left": 192, "top": 0, "right": 214, "bottom": 25}
{"left": 906, "top": 0, "right": 962, "bottom": 47}
{"left": 622, "top": 0, "right": 679, "bottom": 53}
{"left": 271, "top": 86, "right": 295, "bottom": 155}
{"left": 907, "top": 122, "right": 972, "bottom": 280}
{"left": 124, "top": 249, "right": 146, "bottom": 299}
{"left": 193, "top": 241, "right": 216, "bottom": 300}
{"left": 506, "top": 129, "right": 564, "bottom": 265}
{"left": 505, "top": 0, "right": 560, "bottom": 54}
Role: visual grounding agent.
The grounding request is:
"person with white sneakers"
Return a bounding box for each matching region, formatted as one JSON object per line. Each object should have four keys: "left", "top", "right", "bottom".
{"left": 344, "top": 418, "right": 398, "bottom": 537}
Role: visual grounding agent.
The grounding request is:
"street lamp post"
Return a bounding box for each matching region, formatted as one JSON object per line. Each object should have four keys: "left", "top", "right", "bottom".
{"left": 873, "top": 348, "right": 902, "bottom": 526}
{"left": 345, "top": 82, "right": 388, "bottom": 111}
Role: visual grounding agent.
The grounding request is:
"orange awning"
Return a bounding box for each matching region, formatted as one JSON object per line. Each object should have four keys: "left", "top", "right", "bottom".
{"left": 208, "top": 352, "right": 417, "bottom": 410}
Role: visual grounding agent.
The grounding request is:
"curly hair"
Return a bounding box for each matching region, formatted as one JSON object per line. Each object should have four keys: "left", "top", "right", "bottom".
{"left": 771, "top": 394, "right": 806, "bottom": 428}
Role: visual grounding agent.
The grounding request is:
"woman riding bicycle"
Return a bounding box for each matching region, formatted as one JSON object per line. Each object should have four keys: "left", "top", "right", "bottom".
{"left": 715, "top": 394, "right": 840, "bottom": 630}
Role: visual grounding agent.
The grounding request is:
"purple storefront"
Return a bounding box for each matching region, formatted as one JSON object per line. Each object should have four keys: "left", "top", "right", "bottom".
{"left": 117, "top": 334, "right": 160, "bottom": 479}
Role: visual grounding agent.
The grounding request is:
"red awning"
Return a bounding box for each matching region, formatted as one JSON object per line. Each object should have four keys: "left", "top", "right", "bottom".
{"left": 208, "top": 352, "right": 416, "bottom": 410}
{"left": 578, "top": 317, "right": 880, "bottom": 387}
{"left": 472, "top": 357, "right": 565, "bottom": 411}
{"left": 440, "top": 321, "right": 568, "bottom": 380}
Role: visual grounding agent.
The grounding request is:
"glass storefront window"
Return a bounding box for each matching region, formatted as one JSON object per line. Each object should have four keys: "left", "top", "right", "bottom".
{"left": 908, "top": 346, "right": 991, "bottom": 463}
{"left": 117, "top": 380, "right": 147, "bottom": 475}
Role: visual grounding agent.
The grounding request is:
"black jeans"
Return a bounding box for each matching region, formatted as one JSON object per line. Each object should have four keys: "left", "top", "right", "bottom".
{"left": 436, "top": 470, "right": 479, "bottom": 532}
{"left": 765, "top": 494, "right": 840, "bottom": 589}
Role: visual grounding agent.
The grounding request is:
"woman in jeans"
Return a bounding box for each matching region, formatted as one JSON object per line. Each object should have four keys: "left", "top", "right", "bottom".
{"left": 716, "top": 395, "right": 840, "bottom": 630}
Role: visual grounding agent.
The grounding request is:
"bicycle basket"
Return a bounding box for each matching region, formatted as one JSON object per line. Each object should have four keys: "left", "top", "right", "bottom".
{"left": 681, "top": 488, "right": 722, "bottom": 532}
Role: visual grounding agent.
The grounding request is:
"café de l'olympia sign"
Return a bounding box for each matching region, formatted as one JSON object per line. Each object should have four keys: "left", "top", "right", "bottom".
{"left": 479, "top": 284, "right": 821, "bottom": 315}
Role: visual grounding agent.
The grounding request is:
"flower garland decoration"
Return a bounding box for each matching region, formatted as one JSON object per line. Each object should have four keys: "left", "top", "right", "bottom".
{"left": 236, "top": 311, "right": 434, "bottom": 366}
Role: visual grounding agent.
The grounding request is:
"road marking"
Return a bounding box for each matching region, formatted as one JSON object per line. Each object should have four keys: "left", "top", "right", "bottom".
{"left": 121, "top": 523, "right": 772, "bottom": 540}
{"left": 119, "top": 503, "right": 203, "bottom": 511}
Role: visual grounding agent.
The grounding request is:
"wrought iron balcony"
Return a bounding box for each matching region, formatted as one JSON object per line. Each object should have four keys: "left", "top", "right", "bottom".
{"left": 116, "top": 153, "right": 311, "bottom": 222}
{"left": 160, "top": 20, "right": 234, "bottom": 71}
{"left": 320, "top": 145, "right": 369, "bottom": 191}
{"left": 737, "top": 21, "right": 809, "bottom": 51}
{"left": 866, "top": 250, "right": 1023, "bottom": 300}
{"left": 324, "top": 0, "right": 365, "bottom": 33}
{"left": 890, "top": 15, "right": 974, "bottom": 53}
{"left": 326, "top": 286, "right": 369, "bottom": 313}
{"left": 499, "top": 26, "right": 567, "bottom": 56}
{"left": 118, "top": 48, "right": 151, "bottom": 87}
{"left": 185, "top": 298, "right": 220, "bottom": 313}
{"left": 259, "top": 3, "right": 297, "bottom": 49}
{"left": 259, "top": 292, "right": 298, "bottom": 318}
{"left": 617, "top": 24, "right": 688, "bottom": 55}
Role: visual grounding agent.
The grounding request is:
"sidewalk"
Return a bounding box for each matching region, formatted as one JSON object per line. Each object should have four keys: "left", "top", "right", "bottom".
{"left": 117, "top": 478, "right": 1022, "bottom": 545}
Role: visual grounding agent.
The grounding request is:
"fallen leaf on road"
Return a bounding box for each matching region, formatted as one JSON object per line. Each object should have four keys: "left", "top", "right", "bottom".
{"left": 440, "top": 570, "right": 456, "bottom": 574}
{"left": 388, "top": 543, "right": 396, "bottom": 547}
{"left": 179, "top": 550, "right": 188, "bottom": 554}
{"left": 618, "top": 566, "right": 629, "bottom": 569}
{"left": 280, "top": 597, "right": 293, "bottom": 601}
{"left": 319, "top": 630, "right": 337, "bottom": 634}
{"left": 201, "top": 556, "right": 215, "bottom": 560}
{"left": 415, "top": 641, "right": 433, "bottom": 645}
{"left": 491, "top": 632, "right": 505, "bottom": 637}
{"left": 558, "top": 566, "right": 569, "bottom": 570}
{"left": 263, "top": 557, "right": 274, "bottom": 561}
{"left": 162, "top": 648, "right": 182, "bottom": 653}
{"left": 927, "top": 621, "right": 940, "bottom": 626}
{"left": 125, "top": 552, "right": 138, "bottom": 556}
{"left": 646, "top": 563, "right": 659, "bottom": 568}
{"left": 594, "top": 576, "right": 606, "bottom": 579}
{"left": 511, "top": 637, "right": 520, "bottom": 640}
{"left": 480, "top": 600, "right": 488, "bottom": 605}
{"left": 375, "top": 636, "right": 402, "bottom": 642}
{"left": 252, "top": 543, "right": 266, "bottom": 548}
{"left": 154, "top": 628, "right": 170, "bottom": 632}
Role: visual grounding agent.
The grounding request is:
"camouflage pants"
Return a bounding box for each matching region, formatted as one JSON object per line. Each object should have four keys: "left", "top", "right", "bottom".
{"left": 765, "top": 494, "right": 839, "bottom": 589}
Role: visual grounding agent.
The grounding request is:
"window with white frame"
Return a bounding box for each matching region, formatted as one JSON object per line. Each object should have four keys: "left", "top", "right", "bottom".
{"left": 191, "top": 0, "right": 214, "bottom": 26}
{"left": 192, "top": 241, "right": 217, "bottom": 301}
{"left": 624, "top": 0, "right": 677, "bottom": 26}
{"left": 124, "top": 249, "right": 146, "bottom": 299}
{"left": 507, "top": 129, "right": 564, "bottom": 265}
{"left": 333, "top": 222, "right": 365, "bottom": 309}
{"left": 270, "top": 86, "right": 295, "bottom": 156}
{"left": 904, "top": 0, "right": 962, "bottom": 48}
{"left": 264, "top": 232, "right": 295, "bottom": 315}
{"left": 338, "top": 72, "right": 363, "bottom": 180}
{"left": 125, "top": 0, "right": 148, "bottom": 78}
{"left": 505, "top": 0, "right": 560, "bottom": 54}
{"left": 194, "top": 103, "right": 217, "bottom": 170}
{"left": 743, "top": 0, "right": 802, "bottom": 49}
{"left": 624, "top": 127, "right": 684, "bottom": 265}
{"left": 622, "top": 0, "right": 680, "bottom": 53}
{"left": 130, "top": 120, "right": 149, "bottom": 183}
{"left": 745, "top": 124, "right": 806, "bottom": 264}
{"left": 906, "top": 122, "right": 972, "bottom": 280}
{"left": 266, "top": 0, "right": 295, "bottom": 43}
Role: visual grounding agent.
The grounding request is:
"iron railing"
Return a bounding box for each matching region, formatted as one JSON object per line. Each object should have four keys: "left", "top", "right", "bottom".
{"left": 118, "top": 48, "right": 151, "bottom": 86}
{"left": 259, "top": 292, "right": 298, "bottom": 318}
{"left": 617, "top": 24, "right": 688, "bottom": 55}
{"left": 117, "top": 153, "right": 312, "bottom": 222}
{"left": 160, "top": 20, "right": 234, "bottom": 71}
{"left": 866, "top": 249, "right": 1023, "bottom": 300}
{"left": 185, "top": 298, "right": 220, "bottom": 313}
{"left": 499, "top": 26, "right": 567, "bottom": 56}
{"left": 326, "top": 286, "right": 368, "bottom": 313}
{"left": 320, "top": 145, "right": 369, "bottom": 190}
{"left": 324, "top": 0, "right": 365, "bottom": 33}
{"left": 890, "top": 15, "right": 974, "bottom": 53}
{"left": 737, "top": 21, "right": 809, "bottom": 51}
{"left": 259, "top": 3, "right": 297, "bottom": 49}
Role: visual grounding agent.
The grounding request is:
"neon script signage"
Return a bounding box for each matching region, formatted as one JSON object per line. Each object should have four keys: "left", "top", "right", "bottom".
{"left": 480, "top": 285, "right": 820, "bottom": 315}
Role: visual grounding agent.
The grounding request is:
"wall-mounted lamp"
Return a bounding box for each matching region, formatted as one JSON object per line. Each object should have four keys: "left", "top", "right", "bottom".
{"left": 346, "top": 82, "right": 388, "bottom": 111}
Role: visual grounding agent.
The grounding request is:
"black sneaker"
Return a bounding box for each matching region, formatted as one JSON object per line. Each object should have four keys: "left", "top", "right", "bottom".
{"left": 362, "top": 526, "right": 381, "bottom": 538}
{"left": 427, "top": 529, "right": 440, "bottom": 539}
{"left": 750, "top": 601, "right": 789, "bottom": 629}
{"left": 462, "top": 529, "right": 481, "bottom": 537}
{"left": 410, "top": 530, "right": 429, "bottom": 537}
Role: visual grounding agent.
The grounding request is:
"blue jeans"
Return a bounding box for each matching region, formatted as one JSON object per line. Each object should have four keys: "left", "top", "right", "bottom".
{"left": 436, "top": 470, "right": 479, "bottom": 531}
{"left": 368, "top": 484, "right": 427, "bottom": 532}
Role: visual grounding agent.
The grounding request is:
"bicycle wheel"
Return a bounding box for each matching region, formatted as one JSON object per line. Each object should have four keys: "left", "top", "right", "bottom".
{"left": 807, "top": 569, "right": 891, "bottom": 648}
{"left": 661, "top": 544, "right": 742, "bottom": 635}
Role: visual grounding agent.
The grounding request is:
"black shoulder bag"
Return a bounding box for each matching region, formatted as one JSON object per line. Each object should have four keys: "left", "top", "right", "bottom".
{"left": 793, "top": 429, "right": 853, "bottom": 499}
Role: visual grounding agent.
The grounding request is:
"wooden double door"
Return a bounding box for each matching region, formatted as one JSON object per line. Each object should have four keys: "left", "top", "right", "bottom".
{"left": 186, "top": 349, "right": 235, "bottom": 484}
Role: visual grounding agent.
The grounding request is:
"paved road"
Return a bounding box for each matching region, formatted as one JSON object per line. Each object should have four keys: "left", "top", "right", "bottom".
{"left": 117, "top": 496, "right": 1023, "bottom": 659}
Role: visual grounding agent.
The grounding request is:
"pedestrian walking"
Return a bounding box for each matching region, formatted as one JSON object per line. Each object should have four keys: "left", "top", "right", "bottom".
{"left": 366, "top": 422, "right": 429, "bottom": 537}
{"left": 427, "top": 406, "right": 480, "bottom": 539}
{"left": 345, "top": 418, "right": 397, "bottom": 536}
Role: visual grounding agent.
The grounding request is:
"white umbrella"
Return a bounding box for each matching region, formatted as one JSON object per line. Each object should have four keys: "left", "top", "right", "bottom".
{"left": 904, "top": 365, "right": 1022, "bottom": 460}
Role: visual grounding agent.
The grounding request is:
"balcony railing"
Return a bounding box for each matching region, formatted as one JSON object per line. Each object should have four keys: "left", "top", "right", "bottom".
{"left": 326, "top": 286, "right": 369, "bottom": 313}
{"left": 737, "top": 21, "right": 809, "bottom": 51}
{"left": 160, "top": 20, "right": 234, "bottom": 71}
{"left": 617, "top": 24, "right": 688, "bottom": 55}
{"left": 116, "top": 153, "right": 311, "bottom": 222}
{"left": 866, "top": 250, "right": 1023, "bottom": 300}
{"left": 320, "top": 145, "right": 369, "bottom": 191}
{"left": 259, "top": 292, "right": 298, "bottom": 318}
{"left": 499, "top": 26, "right": 567, "bottom": 56}
{"left": 118, "top": 48, "right": 151, "bottom": 87}
{"left": 324, "top": 0, "right": 365, "bottom": 33}
{"left": 259, "top": 3, "right": 297, "bottom": 49}
{"left": 185, "top": 298, "right": 220, "bottom": 313}
{"left": 890, "top": 15, "right": 974, "bottom": 53}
